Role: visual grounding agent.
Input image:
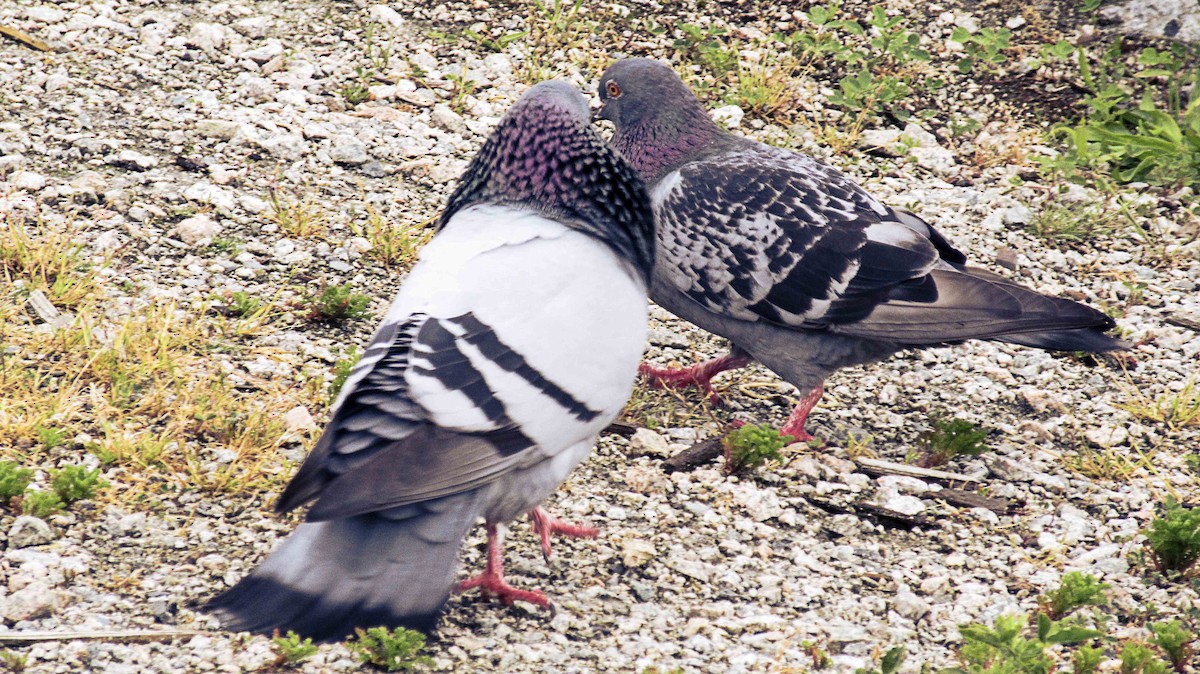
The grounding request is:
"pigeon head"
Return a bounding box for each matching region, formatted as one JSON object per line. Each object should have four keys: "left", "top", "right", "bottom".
{"left": 596, "top": 59, "right": 731, "bottom": 185}
{"left": 442, "top": 80, "right": 655, "bottom": 283}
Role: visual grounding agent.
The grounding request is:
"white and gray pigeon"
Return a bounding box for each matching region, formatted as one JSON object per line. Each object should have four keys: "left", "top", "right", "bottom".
{"left": 206, "top": 81, "right": 656, "bottom": 641}
{"left": 596, "top": 59, "right": 1125, "bottom": 441}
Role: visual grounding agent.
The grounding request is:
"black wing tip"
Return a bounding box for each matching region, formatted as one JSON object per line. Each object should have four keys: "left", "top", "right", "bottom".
{"left": 206, "top": 576, "right": 443, "bottom": 643}
{"left": 998, "top": 327, "right": 1129, "bottom": 353}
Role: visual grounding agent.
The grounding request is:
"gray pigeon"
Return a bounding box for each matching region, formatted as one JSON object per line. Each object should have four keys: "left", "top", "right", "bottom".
{"left": 207, "top": 81, "right": 655, "bottom": 641}
{"left": 596, "top": 59, "right": 1125, "bottom": 441}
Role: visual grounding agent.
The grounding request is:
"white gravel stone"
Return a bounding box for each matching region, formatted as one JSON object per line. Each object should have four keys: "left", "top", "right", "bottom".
{"left": 8, "top": 516, "right": 55, "bottom": 548}
{"left": 197, "top": 120, "right": 242, "bottom": 140}
{"left": 172, "top": 214, "right": 222, "bottom": 246}
{"left": 622, "top": 539, "right": 656, "bottom": 568}
{"left": 8, "top": 170, "right": 46, "bottom": 191}
{"left": 183, "top": 182, "right": 237, "bottom": 211}
{"left": 1, "top": 582, "right": 61, "bottom": 622}
{"left": 188, "top": 22, "right": 227, "bottom": 54}
{"left": 710, "top": 105, "right": 745, "bottom": 129}
{"left": 630, "top": 428, "right": 671, "bottom": 457}
{"left": 431, "top": 105, "right": 467, "bottom": 134}
{"left": 329, "top": 138, "right": 371, "bottom": 165}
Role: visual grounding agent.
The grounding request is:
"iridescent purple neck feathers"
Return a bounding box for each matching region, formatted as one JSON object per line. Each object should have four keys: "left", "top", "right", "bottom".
{"left": 597, "top": 58, "right": 737, "bottom": 186}
{"left": 441, "top": 82, "right": 655, "bottom": 283}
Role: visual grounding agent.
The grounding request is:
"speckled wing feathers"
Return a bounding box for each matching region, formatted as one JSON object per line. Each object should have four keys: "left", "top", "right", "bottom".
{"left": 655, "top": 146, "right": 943, "bottom": 329}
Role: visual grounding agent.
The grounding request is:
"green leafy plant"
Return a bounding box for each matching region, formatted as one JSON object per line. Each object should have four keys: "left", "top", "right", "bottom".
{"left": 446, "top": 71, "right": 477, "bottom": 115}
{"left": 0, "top": 649, "right": 27, "bottom": 672}
{"left": 312, "top": 284, "right": 372, "bottom": 322}
{"left": 1143, "top": 497, "right": 1200, "bottom": 576}
{"left": 36, "top": 425, "right": 68, "bottom": 450}
{"left": 1073, "top": 644, "right": 1105, "bottom": 674}
{"left": 462, "top": 27, "right": 526, "bottom": 52}
{"left": 329, "top": 346, "right": 360, "bottom": 404}
{"left": 207, "top": 236, "right": 243, "bottom": 255}
{"left": 224, "top": 291, "right": 262, "bottom": 319}
{"left": 1038, "top": 571, "right": 1110, "bottom": 620}
{"left": 801, "top": 640, "right": 832, "bottom": 669}
{"left": 1119, "top": 641, "right": 1169, "bottom": 674}
{"left": 1046, "top": 40, "right": 1200, "bottom": 190}
{"left": 1149, "top": 620, "right": 1194, "bottom": 672}
{"left": 1028, "top": 201, "right": 1119, "bottom": 245}
{"left": 945, "top": 613, "right": 1101, "bottom": 674}
{"left": 676, "top": 23, "right": 739, "bottom": 78}
{"left": 722, "top": 423, "right": 793, "bottom": 474}
{"left": 855, "top": 645, "right": 905, "bottom": 674}
{"left": 0, "top": 461, "right": 33, "bottom": 503}
{"left": 917, "top": 417, "right": 989, "bottom": 467}
{"left": 271, "top": 630, "right": 318, "bottom": 666}
{"left": 952, "top": 26, "right": 1012, "bottom": 74}
{"left": 342, "top": 66, "right": 375, "bottom": 107}
{"left": 347, "top": 626, "right": 433, "bottom": 672}
{"left": 21, "top": 489, "right": 64, "bottom": 518}
{"left": 50, "top": 465, "right": 108, "bottom": 504}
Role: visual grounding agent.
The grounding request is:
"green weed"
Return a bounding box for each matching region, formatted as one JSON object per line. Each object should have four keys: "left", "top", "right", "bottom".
{"left": 346, "top": 626, "right": 433, "bottom": 672}
{"left": 0, "top": 461, "right": 33, "bottom": 503}
{"left": 50, "top": 465, "right": 108, "bottom": 504}
{"left": 1143, "top": 497, "right": 1200, "bottom": 577}
{"left": 1118, "top": 641, "right": 1169, "bottom": 674}
{"left": 723, "top": 423, "right": 792, "bottom": 475}
{"left": 951, "top": 27, "right": 1011, "bottom": 74}
{"left": 854, "top": 646, "right": 905, "bottom": 674}
{"left": 21, "top": 489, "right": 64, "bottom": 518}
{"left": 1148, "top": 620, "right": 1194, "bottom": 672}
{"left": 945, "top": 613, "right": 1101, "bottom": 674}
{"left": 312, "top": 284, "right": 372, "bottom": 322}
{"left": 917, "top": 417, "right": 989, "bottom": 468}
{"left": 329, "top": 347, "right": 360, "bottom": 404}
{"left": 1038, "top": 571, "right": 1110, "bottom": 620}
{"left": 271, "top": 630, "right": 318, "bottom": 666}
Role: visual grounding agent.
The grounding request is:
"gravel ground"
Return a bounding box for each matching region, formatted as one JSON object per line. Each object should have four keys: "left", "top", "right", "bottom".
{"left": 2, "top": 0, "right": 1199, "bottom": 672}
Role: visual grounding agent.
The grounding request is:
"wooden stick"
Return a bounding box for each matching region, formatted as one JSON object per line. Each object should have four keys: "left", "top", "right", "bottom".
{"left": 937, "top": 488, "right": 1014, "bottom": 514}
{"left": 806, "top": 497, "right": 935, "bottom": 530}
{"left": 601, "top": 421, "right": 639, "bottom": 437}
{"left": 25, "top": 290, "right": 59, "bottom": 324}
{"left": 1166, "top": 314, "right": 1200, "bottom": 332}
{"left": 662, "top": 436, "right": 723, "bottom": 472}
{"left": 0, "top": 629, "right": 209, "bottom": 645}
{"left": 855, "top": 457, "right": 981, "bottom": 484}
{"left": 0, "top": 25, "right": 51, "bottom": 52}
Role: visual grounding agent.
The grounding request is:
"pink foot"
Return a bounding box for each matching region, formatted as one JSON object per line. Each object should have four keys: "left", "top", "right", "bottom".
{"left": 639, "top": 351, "right": 753, "bottom": 405}
{"left": 779, "top": 383, "right": 825, "bottom": 444}
{"left": 529, "top": 507, "right": 597, "bottom": 561}
{"left": 455, "top": 524, "right": 551, "bottom": 608}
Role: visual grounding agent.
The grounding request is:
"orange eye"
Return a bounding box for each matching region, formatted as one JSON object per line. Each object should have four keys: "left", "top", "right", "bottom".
{"left": 606, "top": 81, "right": 621, "bottom": 98}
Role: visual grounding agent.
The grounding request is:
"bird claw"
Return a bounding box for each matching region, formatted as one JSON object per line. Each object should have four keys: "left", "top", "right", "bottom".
{"left": 455, "top": 573, "right": 550, "bottom": 608}
{"left": 530, "top": 507, "right": 598, "bottom": 563}
{"left": 638, "top": 352, "right": 752, "bottom": 406}
{"left": 778, "top": 383, "right": 825, "bottom": 445}
{"left": 639, "top": 362, "right": 724, "bottom": 404}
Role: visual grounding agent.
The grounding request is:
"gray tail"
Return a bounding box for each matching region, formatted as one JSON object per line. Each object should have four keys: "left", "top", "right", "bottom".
{"left": 206, "top": 492, "right": 482, "bottom": 642}
{"left": 996, "top": 327, "right": 1128, "bottom": 353}
{"left": 836, "top": 268, "right": 1126, "bottom": 350}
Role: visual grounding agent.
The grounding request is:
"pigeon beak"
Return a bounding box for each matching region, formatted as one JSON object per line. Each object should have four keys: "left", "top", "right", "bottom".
{"left": 590, "top": 103, "right": 606, "bottom": 123}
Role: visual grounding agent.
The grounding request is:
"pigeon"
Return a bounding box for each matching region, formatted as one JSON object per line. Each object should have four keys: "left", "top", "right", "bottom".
{"left": 207, "top": 80, "right": 655, "bottom": 642}
{"left": 596, "top": 58, "right": 1125, "bottom": 441}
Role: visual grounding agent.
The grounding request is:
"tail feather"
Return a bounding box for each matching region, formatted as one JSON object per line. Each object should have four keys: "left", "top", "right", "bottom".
{"left": 207, "top": 492, "right": 483, "bottom": 642}
{"left": 996, "top": 328, "right": 1128, "bottom": 353}
{"left": 834, "top": 269, "right": 1124, "bottom": 349}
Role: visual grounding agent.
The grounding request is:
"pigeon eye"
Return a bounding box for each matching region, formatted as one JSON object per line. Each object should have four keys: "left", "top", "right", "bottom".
{"left": 606, "top": 81, "right": 621, "bottom": 98}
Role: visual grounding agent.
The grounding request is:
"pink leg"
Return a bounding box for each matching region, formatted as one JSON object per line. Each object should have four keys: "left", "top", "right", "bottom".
{"left": 455, "top": 524, "right": 550, "bottom": 608}
{"left": 529, "top": 506, "right": 597, "bottom": 562}
{"left": 639, "top": 351, "right": 753, "bottom": 405}
{"left": 779, "top": 382, "right": 825, "bottom": 443}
